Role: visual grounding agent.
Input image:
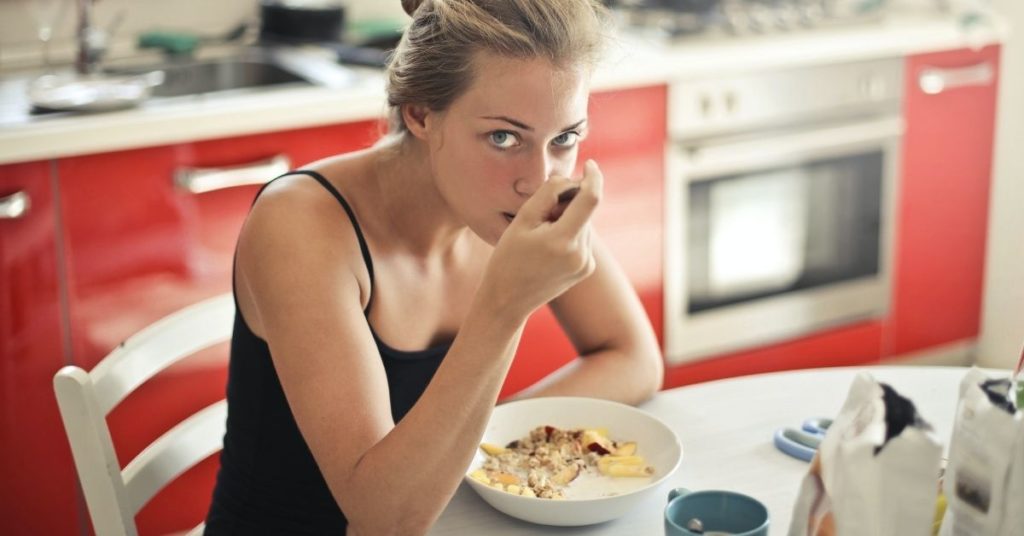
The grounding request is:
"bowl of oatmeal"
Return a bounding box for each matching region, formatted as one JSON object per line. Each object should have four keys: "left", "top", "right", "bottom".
{"left": 464, "top": 396, "right": 682, "bottom": 526}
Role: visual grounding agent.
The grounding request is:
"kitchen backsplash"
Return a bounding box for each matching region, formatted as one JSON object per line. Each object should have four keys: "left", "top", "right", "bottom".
{"left": 0, "top": 0, "right": 407, "bottom": 72}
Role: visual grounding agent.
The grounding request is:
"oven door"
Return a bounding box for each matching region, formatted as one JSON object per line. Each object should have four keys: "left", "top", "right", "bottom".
{"left": 664, "top": 116, "right": 903, "bottom": 363}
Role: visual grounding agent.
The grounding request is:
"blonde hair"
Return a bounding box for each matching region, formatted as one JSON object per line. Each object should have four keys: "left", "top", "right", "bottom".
{"left": 384, "top": 0, "right": 611, "bottom": 136}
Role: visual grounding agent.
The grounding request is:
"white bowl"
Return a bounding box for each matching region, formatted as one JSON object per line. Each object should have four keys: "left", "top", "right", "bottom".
{"left": 464, "top": 396, "right": 682, "bottom": 526}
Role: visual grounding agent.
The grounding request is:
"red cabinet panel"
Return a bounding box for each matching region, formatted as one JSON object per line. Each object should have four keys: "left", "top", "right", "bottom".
{"left": 502, "top": 85, "right": 667, "bottom": 397}
{"left": 663, "top": 321, "right": 884, "bottom": 388}
{"left": 887, "top": 46, "right": 1000, "bottom": 356}
{"left": 55, "top": 120, "right": 380, "bottom": 535}
{"left": 0, "top": 161, "right": 81, "bottom": 535}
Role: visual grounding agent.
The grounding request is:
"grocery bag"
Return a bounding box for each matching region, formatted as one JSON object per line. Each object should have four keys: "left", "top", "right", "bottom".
{"left": 939, "top": 367, "right": 1024, "bottom": 536}
{"left": 789, "top": 372, "right": 943, "bottom": 536}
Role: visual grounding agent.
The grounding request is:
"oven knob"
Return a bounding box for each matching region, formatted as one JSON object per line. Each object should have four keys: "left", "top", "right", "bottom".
{"left": 699, "top": 93, "right": 713, "bottom": 118}
{"left": 859, "top": 74, "right": 886, "bottom": 100}
{"left": 724, "top": 90, "right": 738, "bottom": 114}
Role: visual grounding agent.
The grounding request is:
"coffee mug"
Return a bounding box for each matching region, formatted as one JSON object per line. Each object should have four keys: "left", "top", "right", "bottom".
{"left": 664, "top": 488, "right": 769, "bottom": 536}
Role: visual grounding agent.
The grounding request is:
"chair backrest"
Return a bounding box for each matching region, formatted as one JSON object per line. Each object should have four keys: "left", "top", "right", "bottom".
{"left": 54, "top": 293, "right": 235, "bottom": 536}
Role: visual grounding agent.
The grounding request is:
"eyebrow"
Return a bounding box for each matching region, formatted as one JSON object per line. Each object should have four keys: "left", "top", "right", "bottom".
{"left": 481, "top": 116, "right": 587, "bottom": 132}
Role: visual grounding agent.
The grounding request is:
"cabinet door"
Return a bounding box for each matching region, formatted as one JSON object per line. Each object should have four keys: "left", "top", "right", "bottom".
{"left": 664, "top": 321, "right": 884, "bottom": 387}
{"left": 56, "top": 121, "right": 379, "bottom": 534}
{"left": 888, "top": 46, "right": 1000, "bottom": 356}
{"left": 0, "top": 161, "right": 81, "bottom": 535}
{"left": 501, "top": 85, "right": 667, "bottom": 396}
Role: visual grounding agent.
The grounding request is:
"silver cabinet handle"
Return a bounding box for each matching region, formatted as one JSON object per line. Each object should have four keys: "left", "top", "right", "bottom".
{"left": 0, "top": 190, "right": 30, "bottom": 220}
{"left": 174, "top": 154, "right": 291, "bottom": 194}
{"left": 918, "top": 61, "right": 995, "bottom": 95}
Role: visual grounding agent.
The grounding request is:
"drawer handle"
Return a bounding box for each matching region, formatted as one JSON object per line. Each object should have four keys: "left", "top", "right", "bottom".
{"left": 918, "top": 61, "right": 995, "bottom": 95}
{"left": 174, "top": 154, "right": 291, "bottom": 194}
{"left": 0, "top": 190, "right": 30, "bottom": 220}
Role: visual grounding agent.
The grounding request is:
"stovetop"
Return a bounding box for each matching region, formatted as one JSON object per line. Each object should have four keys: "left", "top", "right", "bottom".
{"left": 607, "top": 0, "right": 890, "bottom": 39}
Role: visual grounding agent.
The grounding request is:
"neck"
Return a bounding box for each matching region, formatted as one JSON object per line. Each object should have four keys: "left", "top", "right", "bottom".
{"left": 371, "top": 136, "right": 471, "bottom": 258}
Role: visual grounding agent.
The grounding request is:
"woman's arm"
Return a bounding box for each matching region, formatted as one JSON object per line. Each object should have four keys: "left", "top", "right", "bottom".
{"left": 236, "top": 171, "right": 600, "bottom": 536}
{"left": 509, "top": 235, "right": 664, "bottom": 405}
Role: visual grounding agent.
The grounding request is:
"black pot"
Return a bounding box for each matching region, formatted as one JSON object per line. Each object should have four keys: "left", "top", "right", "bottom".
{"left": 259, "top": 1, "right": 346, "bottom": 43}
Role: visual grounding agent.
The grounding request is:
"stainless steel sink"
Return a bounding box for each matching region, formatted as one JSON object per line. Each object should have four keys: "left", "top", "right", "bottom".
{"left": 108, "top": 57, "right": 310, "bottom": 97}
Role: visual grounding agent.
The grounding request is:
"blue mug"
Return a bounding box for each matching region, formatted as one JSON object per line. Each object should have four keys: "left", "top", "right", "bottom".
{"left": 664, "top": 488, "right": 769, "bottom": 536}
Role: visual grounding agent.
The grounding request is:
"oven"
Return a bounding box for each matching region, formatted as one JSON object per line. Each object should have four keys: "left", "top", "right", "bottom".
{"left": 664, "top": 58, "right": 904, "bottom": 363}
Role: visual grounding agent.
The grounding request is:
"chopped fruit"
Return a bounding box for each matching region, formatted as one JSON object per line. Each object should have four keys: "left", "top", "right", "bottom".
{"left": 470, "top": 469, "right": 490, "bottom": 484}
{"left": 582, "top": 429, "right": 614, "bottom": 454}
{"left": 551, "top": 464, "right": 581, "bottom": 486}
{"left": 598, "top": 455, "right": 644, "bottom": 469}
{"left": 480, "top": 443, "right": 507, "bottom": 456}
{"left": 491, "top": 471, "right": 520, "bottom": 486}
{"left": 599, "top": 462, "right": 654, "bottom": 478}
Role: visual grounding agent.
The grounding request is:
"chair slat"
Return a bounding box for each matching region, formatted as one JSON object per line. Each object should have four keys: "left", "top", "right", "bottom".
{"left": 92, "top": 294, "right": 234, "bottom": 414}
{"left": 123, "top": 400, "right": 228, "bottom": 514}
{"left": 55, "top": 293, "right": 235, "bottom": 534}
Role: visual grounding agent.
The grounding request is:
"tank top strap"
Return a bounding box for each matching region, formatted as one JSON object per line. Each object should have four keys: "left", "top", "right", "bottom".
{"left": 260, "top": 169, "right": 376, "bottom": 313}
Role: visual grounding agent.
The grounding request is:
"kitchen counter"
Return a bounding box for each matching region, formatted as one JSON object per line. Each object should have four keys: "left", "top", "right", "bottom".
{"left": 0, "top": 12, "right": 1007, "bottom": 166}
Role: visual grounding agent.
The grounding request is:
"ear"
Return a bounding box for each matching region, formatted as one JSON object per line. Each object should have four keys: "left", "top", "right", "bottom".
{"left": 402, "top": 103, "right": 432, "bottom": 140}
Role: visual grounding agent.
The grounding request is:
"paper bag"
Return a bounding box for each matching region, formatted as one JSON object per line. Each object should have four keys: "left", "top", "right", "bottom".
{"left": 939, "top": 367, "right": 1024, "bottom": 536}
{"left": 789, "top": 373, "right": 944, "bottom": 536}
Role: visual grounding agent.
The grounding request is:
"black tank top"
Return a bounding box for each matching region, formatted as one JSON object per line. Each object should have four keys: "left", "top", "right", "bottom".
{"left": 205, "top": 170, "right": 451, "bottom": 535}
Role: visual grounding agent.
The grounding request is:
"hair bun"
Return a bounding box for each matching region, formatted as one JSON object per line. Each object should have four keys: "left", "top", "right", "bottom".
{"left": 401, "top": 0, "right": 424, "bottom": 16}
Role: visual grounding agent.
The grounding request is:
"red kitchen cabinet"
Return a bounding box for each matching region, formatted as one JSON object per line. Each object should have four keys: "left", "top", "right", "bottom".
{"left": 501, "top": 85, "right": 667, "bottom": 397}
{"left": 663, "top": 320, "right": 884, "bottom": 388}
{"left": 886, "top": 46, "right": 1000, "bottom": 357}
{"left": 54, "top": 120, "right": 380, "bottom": 535}
{"left": 0, "top": 161, "right": 81, "bottom": 536}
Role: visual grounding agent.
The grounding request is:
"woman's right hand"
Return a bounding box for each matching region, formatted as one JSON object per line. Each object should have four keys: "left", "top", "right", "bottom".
{"left": 480, "top": 159, "right": 604, "bottom": 321}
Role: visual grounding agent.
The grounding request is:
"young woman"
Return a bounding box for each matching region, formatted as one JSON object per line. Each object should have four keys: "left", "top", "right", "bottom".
{"left": 205, "top": 0, "right": 663, "bottom": 534}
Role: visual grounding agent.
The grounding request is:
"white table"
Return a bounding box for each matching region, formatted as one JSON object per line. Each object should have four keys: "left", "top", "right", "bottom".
{"left": 429, "top": 365, "right": 1008, "bottom": 535}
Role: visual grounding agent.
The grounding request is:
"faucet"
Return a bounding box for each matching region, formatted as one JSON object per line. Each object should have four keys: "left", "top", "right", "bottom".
{"left": 75, "top": 0, "right": 106, "bottom": 74}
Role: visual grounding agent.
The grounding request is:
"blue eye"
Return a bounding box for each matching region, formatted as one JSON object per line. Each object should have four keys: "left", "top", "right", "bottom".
{"left": 552, "top": 131, "right": 580, "bottom": 148}
{"left": 489, "top": 131, "right": 519, "bottom": 149}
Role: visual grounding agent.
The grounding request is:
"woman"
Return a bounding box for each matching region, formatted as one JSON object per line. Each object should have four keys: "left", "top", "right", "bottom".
{"left": 205, "top": 0, "right": 663, "bottom": 534}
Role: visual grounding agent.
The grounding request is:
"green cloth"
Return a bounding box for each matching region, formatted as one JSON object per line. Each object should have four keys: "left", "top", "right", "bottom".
{"left": 138, "top": 31, "right": 201, "bottom": 55}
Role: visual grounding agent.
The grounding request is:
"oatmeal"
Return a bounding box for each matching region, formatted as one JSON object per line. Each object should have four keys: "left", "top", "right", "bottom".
{"left": 469, "top": 425, "right": 654, "bottom": 499}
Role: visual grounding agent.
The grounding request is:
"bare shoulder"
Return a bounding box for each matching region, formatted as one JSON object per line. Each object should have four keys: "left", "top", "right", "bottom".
{"left": 235, "top": 157, "right": 375, "bottom": 335}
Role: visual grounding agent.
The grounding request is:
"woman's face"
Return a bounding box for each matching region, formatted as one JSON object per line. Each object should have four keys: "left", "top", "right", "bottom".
{"left": 422, "top": 52, "right": 591, "bottom": 245}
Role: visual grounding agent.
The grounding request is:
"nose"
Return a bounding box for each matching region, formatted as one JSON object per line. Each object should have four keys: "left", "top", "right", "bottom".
{"left": 513, "top": 150, "right": 563, "bottom": 198}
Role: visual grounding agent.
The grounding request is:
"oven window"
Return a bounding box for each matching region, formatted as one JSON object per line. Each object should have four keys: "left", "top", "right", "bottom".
{"left": 687, "top": 151, "right": 884, "bottom": 314}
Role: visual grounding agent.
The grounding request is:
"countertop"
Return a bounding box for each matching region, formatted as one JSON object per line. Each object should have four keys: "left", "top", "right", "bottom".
{"left": 0, "top": 11, "right": 1008, "bottom": 166}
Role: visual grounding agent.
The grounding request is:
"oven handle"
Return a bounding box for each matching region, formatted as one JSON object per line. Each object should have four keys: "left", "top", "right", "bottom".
{"left": 678, "top": 116, "right": 904, "bottom": 182}
{"left": 918, "top": 61, "right": 995, "bottom": 95}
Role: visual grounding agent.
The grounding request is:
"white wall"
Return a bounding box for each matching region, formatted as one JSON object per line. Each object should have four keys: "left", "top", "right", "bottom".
{"left": 977, "top": 0, "right": 1024, "bottom": 370}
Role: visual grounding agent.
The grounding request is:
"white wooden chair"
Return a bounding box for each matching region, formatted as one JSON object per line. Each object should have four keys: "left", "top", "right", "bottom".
{"left": 54, "top": 293, "right": 235, "bottom": 536}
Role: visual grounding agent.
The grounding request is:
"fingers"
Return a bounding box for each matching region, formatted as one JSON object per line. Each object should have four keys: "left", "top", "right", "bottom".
{"left": 551, "top": 160, "right": 602, "bottom": 235}
{"left": 516, "top": 174, "right": 578, "bottom": 226}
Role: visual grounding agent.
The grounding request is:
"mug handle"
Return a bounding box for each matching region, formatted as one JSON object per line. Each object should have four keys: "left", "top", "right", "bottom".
{"left": 668, "top": 488, "right": 691, "bottom": 502}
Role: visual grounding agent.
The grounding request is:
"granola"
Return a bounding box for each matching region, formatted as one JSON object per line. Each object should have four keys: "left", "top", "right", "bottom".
{"left": 470, "top": 425, "right": 654, "bottom": 499}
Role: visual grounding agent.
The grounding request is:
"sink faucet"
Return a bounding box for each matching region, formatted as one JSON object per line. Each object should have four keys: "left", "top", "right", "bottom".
{"left": 75, "top": 0, "right": 106, "bottom": 74}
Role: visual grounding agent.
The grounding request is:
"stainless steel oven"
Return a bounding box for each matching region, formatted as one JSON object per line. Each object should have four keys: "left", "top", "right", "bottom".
{"left": 664, "top": 58, "right": 904, "bottom": 363}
